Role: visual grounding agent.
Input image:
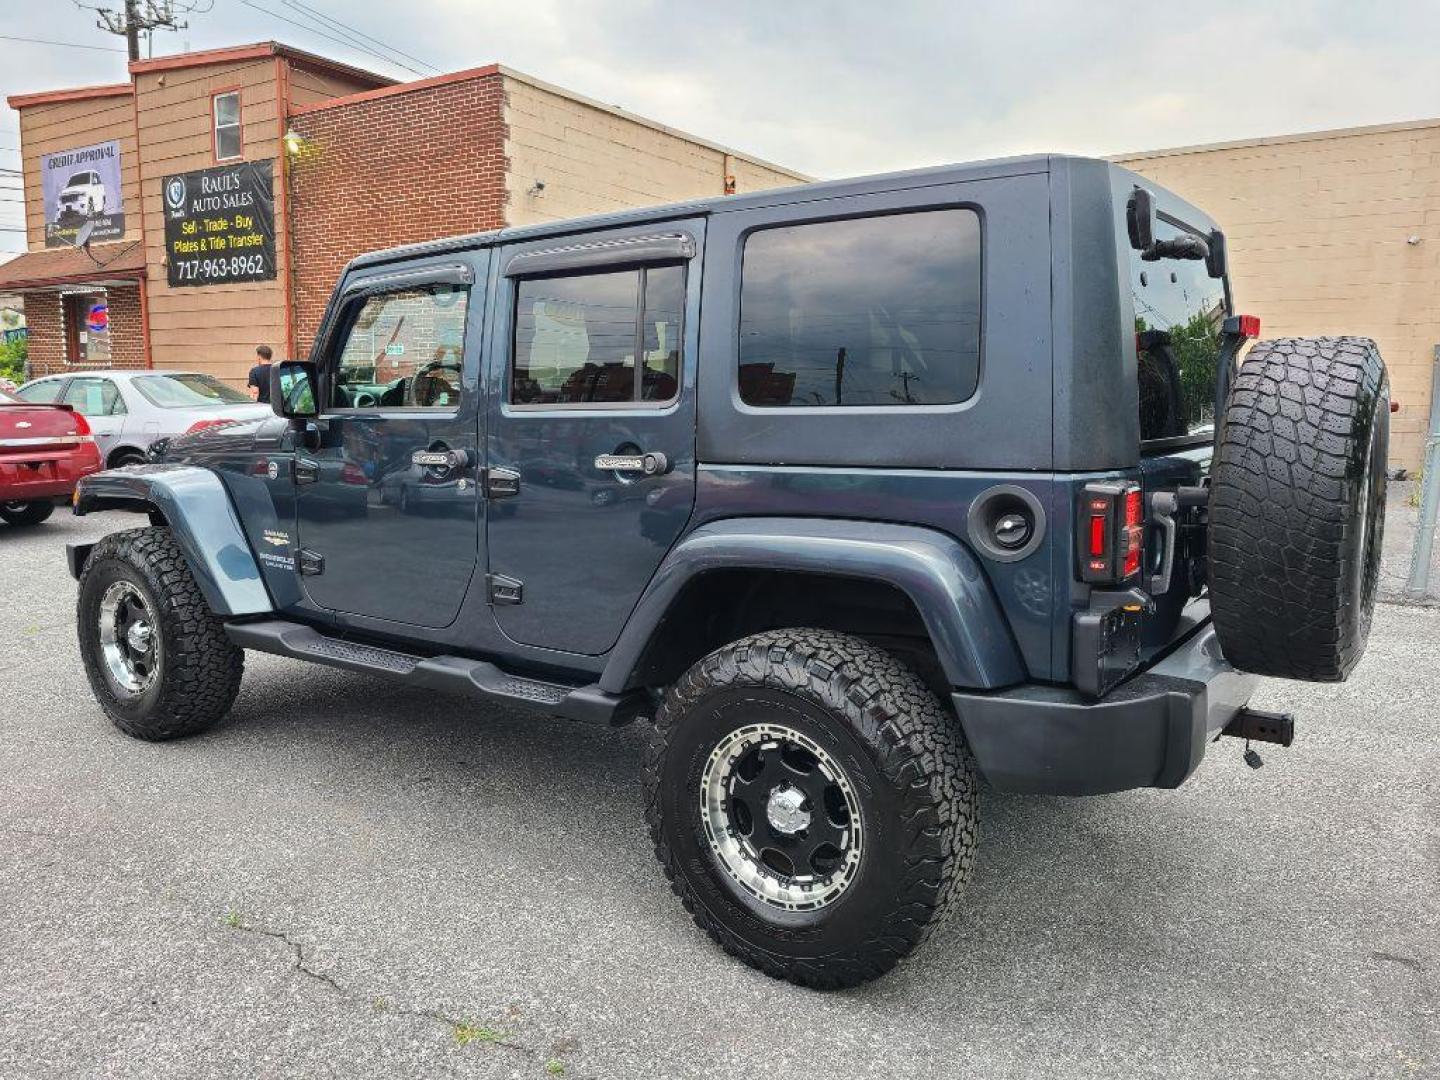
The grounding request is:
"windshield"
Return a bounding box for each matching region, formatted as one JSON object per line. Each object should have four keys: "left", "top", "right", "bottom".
{"left": 133, "top": 373, "right": 251, "bottom": 408}
{"left": 66, "top": 173, "right": 91, "bottom": 187}
{"left": 1131, "top": 218, "right": 1229, "bottom": 443}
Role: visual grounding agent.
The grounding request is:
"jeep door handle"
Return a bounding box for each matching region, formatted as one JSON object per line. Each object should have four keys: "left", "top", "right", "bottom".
{"left": 595, "top": 451, "right": 669, "bottom": 476}
{"left": 412, "top": 448, "right": 476, "bottom": 472}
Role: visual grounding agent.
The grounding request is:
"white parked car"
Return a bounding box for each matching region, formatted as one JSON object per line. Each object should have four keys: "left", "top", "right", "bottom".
{"left": 56, "top": 171, "right": 107, "bottom": 217}
{"left": 15, "top": 370, "right": 270, "bottom": 467}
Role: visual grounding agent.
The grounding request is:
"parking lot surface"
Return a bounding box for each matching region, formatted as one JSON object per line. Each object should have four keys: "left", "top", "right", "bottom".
{"left": 1, "top": 508, "right": 1436, "bottom": 1080}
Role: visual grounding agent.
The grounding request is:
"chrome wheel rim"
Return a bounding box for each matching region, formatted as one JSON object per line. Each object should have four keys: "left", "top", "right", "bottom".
{"left": 98, "top": 581, "right": 159, "bottom": 694}
{"left": 700, "top": 721, "right": 863, "bottom": 912}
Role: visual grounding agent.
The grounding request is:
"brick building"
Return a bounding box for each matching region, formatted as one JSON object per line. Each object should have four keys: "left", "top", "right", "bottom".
{"left": 0, "top": 42, "right": 805, "bottom": 385}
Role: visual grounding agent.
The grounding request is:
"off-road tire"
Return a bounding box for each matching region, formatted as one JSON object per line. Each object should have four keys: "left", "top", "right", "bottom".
{"left": 77, "top": 526, "right": 244, "bottom": 740}
{"left": 0, "top": 500, "right": 55, "bottom": 526}
{"left": 1209, "top": 337, "right": 1389, "bottom": 681}
{"left": 643, "top": 628, "right": 979, "bottom": 989}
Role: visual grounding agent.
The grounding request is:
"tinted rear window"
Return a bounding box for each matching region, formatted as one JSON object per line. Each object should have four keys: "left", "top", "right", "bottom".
{"left": 133, "top": 373, "right": 251, "bottom": 408}
{"left": 16, "top": 380, "right": 63, "bottom": 404}
{"left": 738, "top": 209, "right": 982, "bottom": 407}
{"left": 1131, "top": 219, "right": 1228, "bottom": 442}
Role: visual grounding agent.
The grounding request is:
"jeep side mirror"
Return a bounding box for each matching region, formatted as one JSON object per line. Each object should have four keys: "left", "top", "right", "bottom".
{"left": 1205, "top": 229, "right": 1227, "bottom": 279}
{"left": 1127, "top": 187, "right": 1157, "bottom": 251}
{"left": 271, "top": 360, "right": 319, "bottom": 420}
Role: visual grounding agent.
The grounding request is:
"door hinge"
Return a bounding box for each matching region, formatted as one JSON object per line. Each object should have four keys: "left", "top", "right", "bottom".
{"left": 294, "top": 457, "right": 319, "bottom": 485}
{"left": 298, "top": 549, "right": 325, "bottom": 576}
{"left": 486, "top": 573, "right": 523, "bottom": 605}
{"left": 483, "top": 466, "right": 520, "bottom": 499}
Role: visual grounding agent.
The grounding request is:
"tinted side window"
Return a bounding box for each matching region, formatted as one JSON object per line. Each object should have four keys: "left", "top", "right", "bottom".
{"left": 332, "top": 284, "right": 470, "bottom": 410}
{"left": 1131, "top": 220, "right": 1228, "bottom": 442}
{"left": 62, "top": 377, "right": 126, "bottom": 416}
{"left": 17, "top": 380, "right": 64, "bottom": 404}
{"left": 511, "top": 265, "right": 683, "bottom": 406}
{"left": 738, "top": 209, "right": 982, "bottom": 407}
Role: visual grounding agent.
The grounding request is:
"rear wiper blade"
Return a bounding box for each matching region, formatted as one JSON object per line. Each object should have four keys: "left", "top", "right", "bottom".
{"left": 1141, "top": 234, "right": 1209, "bottom": 262}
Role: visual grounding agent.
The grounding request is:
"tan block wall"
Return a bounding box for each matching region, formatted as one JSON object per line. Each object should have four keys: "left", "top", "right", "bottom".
{"left": 134, "top": 58, "right": 289, "bottom": 384}
{"left": 503, "top": 73, "right": 806, "bottom": 227}
{"left": 17, "top": 91, "right": 140, "bottom": 251}
{"left": 1116, "top": 122, "right": 1440, "bottom": 470}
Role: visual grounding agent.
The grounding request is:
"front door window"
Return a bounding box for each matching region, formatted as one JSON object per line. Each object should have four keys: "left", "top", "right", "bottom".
{"left": 332, "top": 283, "right": 470, "bottom": 410}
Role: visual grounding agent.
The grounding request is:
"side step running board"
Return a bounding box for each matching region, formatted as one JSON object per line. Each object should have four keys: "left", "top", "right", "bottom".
{"left": 224, "top": 619, "right": 648, "bottom": 726}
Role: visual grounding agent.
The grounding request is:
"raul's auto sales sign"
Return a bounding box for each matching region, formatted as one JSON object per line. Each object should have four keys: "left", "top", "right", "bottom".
{"left": 162, "top": 159, "right": 276, "bottom": 288}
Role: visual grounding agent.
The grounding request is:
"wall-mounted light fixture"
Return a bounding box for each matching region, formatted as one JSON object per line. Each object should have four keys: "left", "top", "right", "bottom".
{"left": 284, "top": 127, "right": 306, "bottom": 156}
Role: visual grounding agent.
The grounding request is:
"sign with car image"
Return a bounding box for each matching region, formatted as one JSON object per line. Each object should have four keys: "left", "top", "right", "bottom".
{"left": 41, "top": 140, "right": 125, "bottom": 248}
{"left": 161, "top": 159, "right": 276, "bottom": 288}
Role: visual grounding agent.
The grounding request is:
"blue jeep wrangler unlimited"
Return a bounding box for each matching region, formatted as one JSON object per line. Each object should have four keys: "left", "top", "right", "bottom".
{"left": 69, "top": 155, "right": 1389, "bottom": 989}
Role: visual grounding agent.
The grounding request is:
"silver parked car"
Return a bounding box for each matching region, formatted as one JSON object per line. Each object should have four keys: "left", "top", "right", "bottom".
{"left": 15, "top": 370, "right": 271, "bottom": 468}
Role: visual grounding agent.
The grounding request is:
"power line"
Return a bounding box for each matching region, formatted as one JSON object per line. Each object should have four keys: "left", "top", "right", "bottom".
{"left": 0, "top": 33, "right": 126, "bottom": 52}
{"left": 235, "top": 0, "right": 434, "bottom": 77}
{"left": 278, "top": 0, "right": 439, "bottom": 74}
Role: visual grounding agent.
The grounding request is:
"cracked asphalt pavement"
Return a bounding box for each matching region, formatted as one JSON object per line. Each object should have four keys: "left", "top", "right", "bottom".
{"left": 1, "top": 508, "right": 1437, "bottom": 1079}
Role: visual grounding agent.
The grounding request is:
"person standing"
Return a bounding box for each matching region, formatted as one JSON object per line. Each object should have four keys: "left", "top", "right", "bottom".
{"left": 247, "top": 345, "right": 274, "bottom": 404}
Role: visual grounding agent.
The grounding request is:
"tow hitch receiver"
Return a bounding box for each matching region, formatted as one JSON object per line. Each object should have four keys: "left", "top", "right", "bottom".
{"left": 1221, "top": 707, "right": 1295, "bottom": 747}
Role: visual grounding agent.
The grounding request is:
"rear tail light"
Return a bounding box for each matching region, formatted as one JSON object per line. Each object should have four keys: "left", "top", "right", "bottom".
{"left": 70, "top": 411, "right": 93, "bottom": 436}
{"left": 1078, "top": 481, "right": 1144, "bottom": 584}
{"left": 1225, "top": 313, "right": 1261, "bottom": 339}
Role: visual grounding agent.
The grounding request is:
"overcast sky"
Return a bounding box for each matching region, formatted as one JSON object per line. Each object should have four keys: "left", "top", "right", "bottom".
{"left": 4, "top": 0, "right": 1439, "bottom": 252}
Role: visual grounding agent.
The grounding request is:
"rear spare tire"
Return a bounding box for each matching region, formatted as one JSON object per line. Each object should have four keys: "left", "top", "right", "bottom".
{"left": 1209, "top": 336, "right": 1388, "bottom": 681}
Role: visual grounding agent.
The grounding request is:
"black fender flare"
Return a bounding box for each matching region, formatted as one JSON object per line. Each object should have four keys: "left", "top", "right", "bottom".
{"left": 599, "top": 517, "right": 1026, "bottom": 693}
{"left": 69, "top": 465, "right": 272, "bottom": 616}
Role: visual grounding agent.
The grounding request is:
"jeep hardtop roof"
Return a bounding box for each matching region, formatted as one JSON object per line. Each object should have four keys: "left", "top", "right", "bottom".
{"left": 345, "top": 153, "right": 1209, "bottom": 276}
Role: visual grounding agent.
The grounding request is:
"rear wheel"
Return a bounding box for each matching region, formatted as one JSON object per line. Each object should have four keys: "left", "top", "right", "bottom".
{"left": 108, "top": 449, "right": 147, "bottom": 469}
{"left": 0, "top": 500, "right": 55, "bottom": 526}
{"left": 643, "top": 628, "right": 978, "bottom": 989}
{"left": 77, "top": 527, "right": 244, "bottom": 740}
{"left": 1209, "top": 336, "right": 1389, "bottom": 680}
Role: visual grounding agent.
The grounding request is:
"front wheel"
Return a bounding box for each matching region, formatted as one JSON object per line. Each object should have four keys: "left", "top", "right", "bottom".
{"left": 108, "top": 449, "right": 147, "bottom": 469}
{"left": 0, "top": 500, "right": 55, "bottom": 526}
{"left": 643, "top": 628, "right": 979, "bottom": 989}
{"left": 77, "top": 527, "right": 244, "bottom": 740}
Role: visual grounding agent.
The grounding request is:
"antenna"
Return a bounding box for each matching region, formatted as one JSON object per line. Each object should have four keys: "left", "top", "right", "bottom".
{"left": 58, "top": 220, "right": 103, "bottom": 267}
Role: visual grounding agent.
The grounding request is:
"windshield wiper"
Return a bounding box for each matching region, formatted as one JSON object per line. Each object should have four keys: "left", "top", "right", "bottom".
{"left": 1141, "top": 234, "right": 1209, "bottom": 262}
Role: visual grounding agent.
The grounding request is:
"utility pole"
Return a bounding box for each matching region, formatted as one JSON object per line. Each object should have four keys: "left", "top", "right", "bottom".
{"left": 90, "top": 0, "right": 204, "bottom": 61}
{"left": 122, "top": 0, "right": 140, "bottom": 62}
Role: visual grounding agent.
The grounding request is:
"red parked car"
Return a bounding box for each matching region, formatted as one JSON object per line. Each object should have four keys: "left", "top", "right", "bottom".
{"left": 0, "top": 387, "right": 102, "bottom": 527}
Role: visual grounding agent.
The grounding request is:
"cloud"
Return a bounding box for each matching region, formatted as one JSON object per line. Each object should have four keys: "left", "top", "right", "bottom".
{"left": 3, "top": 0, "right": 1438, "bottom": 249}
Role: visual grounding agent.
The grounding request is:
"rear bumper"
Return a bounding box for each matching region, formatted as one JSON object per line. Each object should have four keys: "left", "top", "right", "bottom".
{"left": 952, "top": 624, "right": 1257, "bottom": 796}
{"left": 1, "top": 447, "right": 102, "bottom": 502}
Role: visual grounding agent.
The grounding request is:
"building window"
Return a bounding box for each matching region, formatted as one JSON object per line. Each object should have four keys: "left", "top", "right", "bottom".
{"left": 213, "top": 90, "right": 242, "bottom": 161}
{"left": 738, "top": 209, "right": 982, "bottom": 407}
{"left": 62, "top": 292, "right": 110, "bottom": 365}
